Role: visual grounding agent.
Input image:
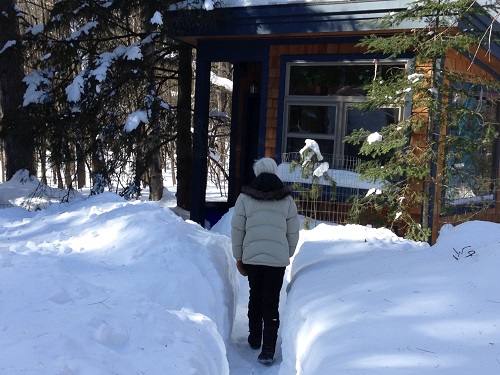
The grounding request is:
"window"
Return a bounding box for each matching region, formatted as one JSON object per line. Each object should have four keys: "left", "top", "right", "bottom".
{"left": 283, "top": 61, "right": 406, "bottom": 164}
{"left": 442, "top": 88, "right": 499, "bottom": 214}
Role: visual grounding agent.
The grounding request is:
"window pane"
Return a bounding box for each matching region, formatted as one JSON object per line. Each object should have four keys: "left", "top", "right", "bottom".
{"left": 347, "top": 107, "right": 398, "bottom": 132}
{"left": 288, "top": 105, "right": 336, "bottom": 135}
{"left": 345, "top": 107, "right": 400, "bottom": 158}
{"left": 289, "top": 64, "right": 404, "bottom": 96}
{"left": 443, "top": 94, "right": 499, "bottom": 213}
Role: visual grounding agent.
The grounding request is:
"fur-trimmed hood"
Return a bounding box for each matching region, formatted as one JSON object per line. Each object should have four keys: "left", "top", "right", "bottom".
{"left": 241, "top": 173, "right": 292, "bottom": 201}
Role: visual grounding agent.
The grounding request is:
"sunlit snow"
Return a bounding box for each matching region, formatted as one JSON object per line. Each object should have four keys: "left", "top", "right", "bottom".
{"left": 1, "top": 169, "right": 499, "bottom": 375}
{"left": 367, "top": 131, "right": 383, "bottom": 144}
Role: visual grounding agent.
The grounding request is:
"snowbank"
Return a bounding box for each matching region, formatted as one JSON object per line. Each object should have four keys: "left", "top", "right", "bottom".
{"left": 280, "top": 222, "right": 500, "bottom": 375}
{"left": 2, "top": 171, "right": 499, "bottom": 375}
{"left": 0, "top": 188, "right": 238, "bottom": 374}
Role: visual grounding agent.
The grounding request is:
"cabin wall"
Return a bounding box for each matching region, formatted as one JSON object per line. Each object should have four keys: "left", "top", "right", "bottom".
{"left": 261, "top": 42, "right": 500, "bottom": 243}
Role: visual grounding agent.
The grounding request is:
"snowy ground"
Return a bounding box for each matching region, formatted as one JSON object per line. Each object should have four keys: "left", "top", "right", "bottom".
{"left": 1, "top": 170, "right": 499, "bottom": 374}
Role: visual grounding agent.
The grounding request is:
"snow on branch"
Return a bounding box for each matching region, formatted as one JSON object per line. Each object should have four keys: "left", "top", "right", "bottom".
{"left": 0, "top": 40, "right": 16, "bottom": 55}
{"left": 67, "top": 21, "right": 98, "bottom": 41}
{"left": 124, "top": 110, "right": 149, "bottom": 132}
{"left": 23, "top": 70, "right": 51, "bottom": 106}
{"left": 150, "top": 11, "right": 163, "bottom": 25}
{"left": 210, "top": 72, "right": 232, "bottom": 92}
{"left": 26, "top": 24, "right": 44, "bottom": 35}
{"left": 66, "top": 73, "right": 85, "bottom": 102}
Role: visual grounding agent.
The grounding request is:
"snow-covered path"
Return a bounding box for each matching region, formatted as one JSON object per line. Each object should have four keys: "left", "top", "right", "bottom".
{"left": 212, "top": 205, "right": 292, "bottom": 375}
{"left": 3, "top": 173, "right": 499, "bottom": 375}
{"left": 226, "top": 272, "right": 289, "bottom": 375}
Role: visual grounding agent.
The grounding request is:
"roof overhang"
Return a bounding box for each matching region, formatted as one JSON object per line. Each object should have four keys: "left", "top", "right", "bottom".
{"left": 458, "top": 6, "right": 500, "bottom": 78}
{"left": 169, "top": 0, "right": 499, "bottom": 77}
{"left": 169, "top": 0, "right": 425, "bottom": 45}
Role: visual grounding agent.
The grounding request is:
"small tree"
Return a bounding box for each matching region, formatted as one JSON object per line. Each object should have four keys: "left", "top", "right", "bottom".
{"left": 345, "top": 0, "right": 500, "bottom": 241}
{"left": 289, "top": 139, "right": 336, "bottom": 228}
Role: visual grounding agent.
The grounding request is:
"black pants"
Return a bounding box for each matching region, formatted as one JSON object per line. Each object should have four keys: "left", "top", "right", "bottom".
{"left": 245, "top": 264, "right": 286, "bottom": 328}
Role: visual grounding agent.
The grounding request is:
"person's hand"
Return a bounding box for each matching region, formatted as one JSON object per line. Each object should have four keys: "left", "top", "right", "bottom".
{"left": 236, "top": 260, "right": 248, "bottom": 276}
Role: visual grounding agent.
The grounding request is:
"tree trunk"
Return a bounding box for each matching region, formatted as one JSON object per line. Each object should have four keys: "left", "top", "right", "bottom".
{"left": 64, "top": 160, "right": 74, "bottom": 189}
{"left": 77, "top": 156, "right": 86, "bottom": 189}
{"left": 39, "top": 141, "right": 47, "bottom": 185}
{"left": 73, "top": 138, "right": 85, "bottom": 188}
{"left": 0, "top": 136, "right": 5, "bottom": 182}
{"left": 55, "top": 163, "right": 63, "bottom": 189}
{"left": 176, "top": 45, "right": 193, "bottom": 210}
{"left": 145, "top": 94, "right": 164, "bottom": 201}
{"left": 141, "top": 4, "right": 163, "bottom": 201}
{"left": 148, "top": 148, "right": 163, "bottom": 201}
{"left": 168, "top": 142, "right": 176, "bottom": 185}
{"left": 91, "top": 140, "right": 109, "bottom": 188}
{"left": 0, "top": 0, "right": 35, "bottom": 179}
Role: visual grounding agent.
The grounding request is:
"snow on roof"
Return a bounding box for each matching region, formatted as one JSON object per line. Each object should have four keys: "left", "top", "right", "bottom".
{"left": 220, "top": 0, "right": 494, "bottom": 9}
{"left": 221, "top": 0, "right": 365, "bottom": 7}
{"left": 180, "top": 0, "right": 406, "bottom": 12}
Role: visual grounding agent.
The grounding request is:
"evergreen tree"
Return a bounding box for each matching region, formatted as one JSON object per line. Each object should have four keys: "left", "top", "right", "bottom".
{"left": 33, "top": 0, "right": 179, "bottom": 197}
{"left": 346, "top": 0, "right": 500, "bottom": 241}
{"left": 15, "top": 0, "right": 215, "bottom": 200}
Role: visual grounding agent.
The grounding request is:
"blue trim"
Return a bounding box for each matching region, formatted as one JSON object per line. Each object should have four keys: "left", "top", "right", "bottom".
{"left": 457, "top": 3, "right": 500, "bottom": 64}
{"left": 196, "top": 35, "right": 378, "bottom": 61}
{"left": 458, "top": 51, "right": 500, "bottom": 81}
{"left": 227, "top": 63, "right": 243, "bottom": 204}
{"left": 275, "top": 56, "right": 287, "bottom": 163}
{"left": 196, "top": 39, "right": 269, "bottom": 62}
{"left": 258, "top": 59, "right": 270, "bottom": 158}
{"left": 174, "top": 1, "right": 500, "bottom": 66}
{"left": 190, "top": 56, "right": 211, "bottom": 226}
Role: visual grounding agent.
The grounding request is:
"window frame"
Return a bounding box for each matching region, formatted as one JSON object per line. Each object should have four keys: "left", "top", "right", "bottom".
{"left": 441, "top": 90, "right": 500, "bottom": 215}
{"left": 282, "top": 59, "right": 408, "bottom": 160}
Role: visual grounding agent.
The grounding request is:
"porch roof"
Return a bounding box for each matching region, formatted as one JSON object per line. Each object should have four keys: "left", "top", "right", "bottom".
{"left": 171, "top": 0, "right": 423, "bottom": 44}
{"left": 170, "top": 0, "right": 499, "bottom": 78}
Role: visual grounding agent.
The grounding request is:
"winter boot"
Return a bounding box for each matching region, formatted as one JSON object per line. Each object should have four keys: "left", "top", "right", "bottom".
{"left": 248, "top": 322, "right": 262, "bottom": 350}
{"left": 258, "top": 325, "right": 279, "bottom": 365}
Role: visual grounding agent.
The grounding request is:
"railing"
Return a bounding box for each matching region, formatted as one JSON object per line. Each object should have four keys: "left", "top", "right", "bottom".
{"left": 279, "top": 153, "right": 370, "bottom": 226}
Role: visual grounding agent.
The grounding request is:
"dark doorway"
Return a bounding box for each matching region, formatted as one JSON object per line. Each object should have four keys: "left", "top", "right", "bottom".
{"left": 235, "top": 62, "right": 262, "bottom": 191}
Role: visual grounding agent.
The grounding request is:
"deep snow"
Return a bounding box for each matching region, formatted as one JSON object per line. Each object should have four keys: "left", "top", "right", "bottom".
{"left": 0, "top": 170, "right": 499, "bottom": 374}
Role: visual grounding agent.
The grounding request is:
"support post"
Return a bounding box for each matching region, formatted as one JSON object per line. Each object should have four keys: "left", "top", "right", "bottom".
{"left": 190, "top": 55, "right": 211, "bottom": 226}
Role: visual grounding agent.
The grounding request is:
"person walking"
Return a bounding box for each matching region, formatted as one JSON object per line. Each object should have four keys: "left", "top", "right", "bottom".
{"left": 231, "top": 157, "right": 300, "bottom": 365}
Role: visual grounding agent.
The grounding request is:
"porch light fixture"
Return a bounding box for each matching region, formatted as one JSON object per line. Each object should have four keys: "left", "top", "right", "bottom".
{"left": 249, "top": 82, "right": 259, "bottom": 94}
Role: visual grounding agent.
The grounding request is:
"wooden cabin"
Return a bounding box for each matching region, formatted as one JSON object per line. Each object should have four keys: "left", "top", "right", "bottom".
{"left": 171, "top": 0, "right": 500, "bottom": 242}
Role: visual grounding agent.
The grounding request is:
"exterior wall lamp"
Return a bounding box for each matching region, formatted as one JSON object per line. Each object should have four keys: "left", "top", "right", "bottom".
{"left": 249, "top": 82, "right": 259, "bottom": 94}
